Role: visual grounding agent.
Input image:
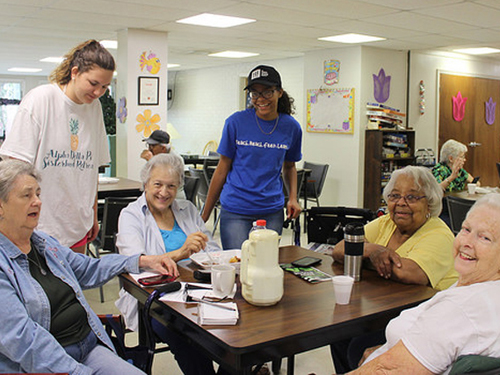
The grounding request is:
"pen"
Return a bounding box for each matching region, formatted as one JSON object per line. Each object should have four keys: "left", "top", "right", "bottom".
{"left": 188, "top": 296, "right": 237, "bottom": 311}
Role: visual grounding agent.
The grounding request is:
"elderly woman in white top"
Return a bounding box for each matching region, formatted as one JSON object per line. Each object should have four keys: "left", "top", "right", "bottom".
{"left": 348, "top": 193, "right": 500, "bottom": 375}
{"left": 115, "top": 153, "right": 225, "bottom": 375}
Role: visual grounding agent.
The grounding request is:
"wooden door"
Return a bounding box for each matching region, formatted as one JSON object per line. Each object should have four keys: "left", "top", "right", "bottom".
{"left": 439, "top": 73, "right": 500, "bottom": 186}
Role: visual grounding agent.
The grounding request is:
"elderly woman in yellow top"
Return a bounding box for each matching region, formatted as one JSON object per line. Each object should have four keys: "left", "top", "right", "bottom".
{"left": 331, "top": 166, "right": 457, "bottom": 374}
{"left": 333, "top": 165, "right": 457, "bottom": 289}
{"left": 349, "top": 193, "right": 500, "bottom": 374}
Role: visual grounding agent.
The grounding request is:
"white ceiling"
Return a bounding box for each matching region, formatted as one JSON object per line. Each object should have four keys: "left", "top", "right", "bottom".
{"left": 3, "top": 0, "right": 500, "bottom": 76}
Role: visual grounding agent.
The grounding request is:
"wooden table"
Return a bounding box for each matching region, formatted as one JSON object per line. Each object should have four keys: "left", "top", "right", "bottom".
{"left": 120, "top": 246, "right": 436, "bottom": 374}
{"left": 446, "top": 189, "right": 495, "bottom": 201}
{"left": 98, "top": 177, "right": 142, "bottom": 199}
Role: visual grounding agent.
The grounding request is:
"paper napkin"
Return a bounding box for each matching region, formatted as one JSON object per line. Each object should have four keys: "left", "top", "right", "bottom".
{"left": 198, "top": 302, "right": 239, "bottom": 326}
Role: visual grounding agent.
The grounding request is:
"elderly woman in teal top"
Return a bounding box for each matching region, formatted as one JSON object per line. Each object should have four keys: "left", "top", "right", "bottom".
{"left": 115, "top": 153, "right": 226, "bottom": 375}
{"left": 432, "top": 139, "right": 475, "bottom": 192}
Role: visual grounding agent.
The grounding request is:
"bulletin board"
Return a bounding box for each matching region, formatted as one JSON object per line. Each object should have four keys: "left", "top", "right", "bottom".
{"left": 307, "top": 88, "right": 355, "bottom": 134}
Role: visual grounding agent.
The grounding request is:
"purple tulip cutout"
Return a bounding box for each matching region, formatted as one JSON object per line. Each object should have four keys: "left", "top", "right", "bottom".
{"left": 485, "top": 97, "right": 496, "bottom": 125}
{"left": 117, "top": 97, "right": 128, "bottom": 124}
{"left": 373, "top": 68, "right": 391, "bottom": 103}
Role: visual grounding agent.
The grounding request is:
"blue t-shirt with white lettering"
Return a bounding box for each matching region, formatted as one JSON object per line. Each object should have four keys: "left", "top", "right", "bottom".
{"left": 218, "top": 108, "right": 302, "bottom": 215}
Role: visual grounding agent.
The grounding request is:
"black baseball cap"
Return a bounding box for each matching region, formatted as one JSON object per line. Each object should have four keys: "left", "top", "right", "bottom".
{"left": 244, "top": 65, "right": 282, "bottom": 90}
{"left": 143, "top": 130, "right": 170, "bottom": 145}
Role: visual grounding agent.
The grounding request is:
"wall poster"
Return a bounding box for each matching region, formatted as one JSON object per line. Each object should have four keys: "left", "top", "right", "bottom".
{"left": 307, "top": 88, "right": 355, "bottom": 134}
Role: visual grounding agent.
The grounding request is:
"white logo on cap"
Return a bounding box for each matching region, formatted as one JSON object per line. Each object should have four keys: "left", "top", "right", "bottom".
{"left": 251, "top": 69, "right": 269, "bottom": 80}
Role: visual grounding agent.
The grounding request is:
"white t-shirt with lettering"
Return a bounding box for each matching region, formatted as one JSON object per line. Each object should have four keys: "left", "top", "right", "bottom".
{"left": 0, "top": 84, "right": 110, "bottom": 246}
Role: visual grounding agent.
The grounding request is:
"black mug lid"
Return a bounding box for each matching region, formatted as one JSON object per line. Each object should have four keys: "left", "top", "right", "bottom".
{"left": 344, "top": 222, "right": 364, "bottom": 236}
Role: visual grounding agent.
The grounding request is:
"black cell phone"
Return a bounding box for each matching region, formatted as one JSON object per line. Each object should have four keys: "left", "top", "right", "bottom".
{"left": 138, "top": 274, "right": 177, "bottom": 286}
{"left": 472, "top": 176, "right": 480, "bottom": 183}
{"left": 291, "top": 256, "right": 322, "bottom": 268}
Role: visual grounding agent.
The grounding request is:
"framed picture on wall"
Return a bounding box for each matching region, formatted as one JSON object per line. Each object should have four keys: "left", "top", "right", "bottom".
{"left": 138, "top": 76, "right": 159, "bottom": 105}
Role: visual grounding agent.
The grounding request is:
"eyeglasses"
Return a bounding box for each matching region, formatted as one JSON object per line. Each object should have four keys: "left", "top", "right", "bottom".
{"left": 249, "top": 89, "right": 276, "bottom": 100}
{"left": 387, "top": 193, "right": 427, "bottom": 204}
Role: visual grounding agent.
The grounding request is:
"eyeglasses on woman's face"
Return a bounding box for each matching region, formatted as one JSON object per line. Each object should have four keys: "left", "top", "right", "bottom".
{"left": 249, "top": 89, "right": 277, "bottom": 100}
{"left": 387, "top": 193, "right": 427, "bottom": 204}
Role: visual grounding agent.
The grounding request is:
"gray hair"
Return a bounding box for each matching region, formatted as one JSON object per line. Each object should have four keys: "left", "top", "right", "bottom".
{"left": 383, "top": 165, "right": 443, "bottom": 217}
{"left": 467, "top": 193, "right": 500, "bottom": 220}
{"left": 439, "top": 139, "right": 468, "bottom": 164}
{"left": 0, "top": 159, "right": 41, "bottom": 202}
{"left": 140, "top": 153, "right": 184, "bottom": 189}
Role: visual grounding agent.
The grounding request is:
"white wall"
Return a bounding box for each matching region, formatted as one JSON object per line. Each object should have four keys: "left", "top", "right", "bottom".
{"left": 167, "top": 58, "right": 304, "bottom": 156}
{"left": 303, "top": 46, "right": 407, "bottom": 207}
{"left": 409, "top": 50, "right": 500, "bottom": 153}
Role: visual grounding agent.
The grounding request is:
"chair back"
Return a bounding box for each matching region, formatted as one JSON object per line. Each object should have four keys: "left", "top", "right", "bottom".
{"left": 183, "top": 175, "right": 200, "bottom": 205}
{"left": 306, "top": 206, "right": 375, "bottom": 245}
{"left": 100, "top": 197, "right": 136, "bottom": 251}
{"left": 283, "top": 169, "right": 305, "bottom": 202}
{"left": 302, "top": 161, "right": 329, "bottom": 204}
{"left": 446, "top": 195, "right": 475, "bottom": 235}
{"left": 202, "top": 156, "right": 220, "bottom": 186}
{"left": 188, "top": 167, "right": 209, "bottom": 206}
{"left": 497, "top": 162, "right": 500, "bottom": 183}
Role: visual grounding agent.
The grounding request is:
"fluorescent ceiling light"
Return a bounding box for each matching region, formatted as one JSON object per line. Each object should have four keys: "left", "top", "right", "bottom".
{"left": 208, "top": 51, "right": 259, "bottom": 58}
{"left": 8, "top": 67, "right": 42, "bottom": 73}
{"left": 319, "top": 33, "right": 385, "bottom": 44}
{"left": 453, "top": 47, "right": 500, "bottom": 55}
{"left": 167, "top": 63, "right": 180, "bottom": 68}
{"left": 176, "top": 13, "right": 255, "bottom": 28}
{"left": 40, "top": 57, "right": 64, "bottom": 63}
{"left": 100, "top": 40, "right": 117, "bottom": 49}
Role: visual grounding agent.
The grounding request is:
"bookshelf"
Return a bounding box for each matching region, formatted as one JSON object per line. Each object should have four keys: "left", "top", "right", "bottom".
{"left": 364, "top": 129, "right": 415, "bottom": 212}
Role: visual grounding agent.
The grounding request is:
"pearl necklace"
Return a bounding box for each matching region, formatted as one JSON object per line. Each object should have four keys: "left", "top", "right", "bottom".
{"left": 255, "top": 112, "right": 280, "bottom": 135}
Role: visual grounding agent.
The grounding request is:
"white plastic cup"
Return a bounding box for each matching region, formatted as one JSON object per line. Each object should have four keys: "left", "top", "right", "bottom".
{"left": 468, "top": 183, "right": 477, "bottom": 194}
{"left": 211, "top": 265, "right": 235, "bottom": 298}
{"left": 332, "top": 275, "right": 354, "bottom": 305}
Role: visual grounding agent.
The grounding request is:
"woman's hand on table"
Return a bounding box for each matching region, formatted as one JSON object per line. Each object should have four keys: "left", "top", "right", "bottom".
{"left": 367, "top": 246, "right": 402, "bottom": 279}
{"left": 139, "top": 254, "right": 179, "bottom": 278}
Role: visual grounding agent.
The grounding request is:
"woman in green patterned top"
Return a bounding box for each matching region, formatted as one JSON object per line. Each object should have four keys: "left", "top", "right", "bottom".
{"left": 432, "top": 139, "right": 475, "bottom": 192}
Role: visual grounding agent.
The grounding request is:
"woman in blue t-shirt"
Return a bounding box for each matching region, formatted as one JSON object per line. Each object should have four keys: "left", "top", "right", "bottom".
{"left": 202, "top": 65, "right": 303, "bottom": 249}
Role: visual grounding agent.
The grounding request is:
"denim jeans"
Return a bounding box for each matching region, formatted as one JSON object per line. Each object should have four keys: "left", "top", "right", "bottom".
{"left": 64, "top": 330, "right": 146, "bottom": 375}
{"left": 219, "top": 208, "right": 284, "bottom": 250}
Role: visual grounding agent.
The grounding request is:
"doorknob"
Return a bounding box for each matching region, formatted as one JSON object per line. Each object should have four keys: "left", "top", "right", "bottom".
{"left": 468, "top": 142, "right": 482, "bottom": 147}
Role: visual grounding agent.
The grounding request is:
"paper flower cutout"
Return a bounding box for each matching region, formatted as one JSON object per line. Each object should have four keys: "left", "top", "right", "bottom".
{"left": 485, "top": 97, "right": 496, "bottom": 125}
{"left": 452, "top": 91, "right": 467, "bottom": 122}
{"left": 116, "top": 97, "right": 127, "bottom": 124}
{"left": 136, "top": 109, "right": 160, "bottom": 137}
{"left": 373, "top": 68, "right": 391, "bottom": 103}
{"left": 139, "top": 51, "right": 161, "bottom": 74}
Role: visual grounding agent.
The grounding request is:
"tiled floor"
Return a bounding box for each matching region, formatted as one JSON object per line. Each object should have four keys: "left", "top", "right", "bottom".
{"left": 84, "top": 222, "right": 336, "bottom": 375}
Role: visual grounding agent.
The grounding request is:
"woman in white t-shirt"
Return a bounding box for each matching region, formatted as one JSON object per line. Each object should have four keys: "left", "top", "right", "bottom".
{"left": 0, "top": 40, "right": 114, "bottom": 253}
{"left": 347, "top": 194, "right": 500, "bottom": 375}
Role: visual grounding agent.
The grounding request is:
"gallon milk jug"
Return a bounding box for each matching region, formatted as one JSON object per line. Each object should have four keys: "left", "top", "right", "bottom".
{"left": 240, "top": 227, "right": 284, "bottom": 306}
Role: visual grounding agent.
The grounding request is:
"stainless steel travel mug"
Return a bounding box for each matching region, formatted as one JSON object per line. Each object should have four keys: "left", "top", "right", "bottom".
{"left": 344, "top": 222, "right": 365, "bottom": 282}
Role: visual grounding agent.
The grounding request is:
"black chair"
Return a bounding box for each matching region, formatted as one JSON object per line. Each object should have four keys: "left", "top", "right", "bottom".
{"left": 283, "top": 168, "right": 306, "bottom": 203}
{"left": 301, "top": 161, "right": 329, "bottom": 207}
{"left": 306, "top": 206, "right": 375, "bottom": 245}
{"left": 99, "top": 284, "right": 174, "bottom": 375}
{"left": 183, "top": 175, "right": 200, "bottom": 205}
{"left": 496, "top": 162, "right": 500, "bottom": 183}
{"left": 188, "top": 167, "right": 208, "bottom": 209}
{"left": 202, "top": 155, "right": 220, "bottom": 186}
{"left": 188, "top": 167, "right": 221, "bottom": 235}
{"left": 446, "top": 195, "right": 475, "bottom": 235}
{"left": 87, "top": 197, "right": 136, "bottom": 302}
